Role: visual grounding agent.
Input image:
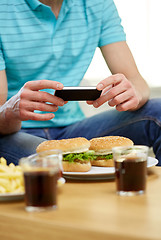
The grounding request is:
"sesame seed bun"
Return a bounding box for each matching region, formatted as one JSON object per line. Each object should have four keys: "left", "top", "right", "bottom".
{"left": 36, "top": 137, "right": 91, "bottom": 172}
{"left": 36, "top": 137, "right": 90, "bottom": 155}
{"left": 89, "top": 136, "right": 134, "bottom": 167}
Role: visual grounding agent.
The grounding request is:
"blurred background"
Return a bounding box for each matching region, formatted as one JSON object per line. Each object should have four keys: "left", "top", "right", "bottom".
{"left": 81, "top": 0, "right": 160, "bottom": 119}
{"left": 83, "top": 0, "right": 161, "bottom": 90}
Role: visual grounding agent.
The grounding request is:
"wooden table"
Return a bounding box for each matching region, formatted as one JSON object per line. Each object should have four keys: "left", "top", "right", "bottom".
{"left": 0, "top": 167, "right": 161, "bottom": 240}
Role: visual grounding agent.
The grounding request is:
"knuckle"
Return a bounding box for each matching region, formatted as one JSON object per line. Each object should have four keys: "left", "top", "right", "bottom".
{"left": 119, "top": 73, "right": 125, "bottom": 79}
{"left": 133, "top": 98, "right": 139, "bottom": 107}
{"left": 111, "top": 74, "right": 117, "bottom": 80}
{"left": 33, "top": 102, "right": 40, "bottom": 110}
{"left": 24, "top": 82, "right": 30, "bottom": 88}
{"left": 19, "top": 110, "right": 26, "bottom": 120}
{"left": 38, "top": 91, "right": 45, "bottom": 100}
{"left": 113, "top": 97, "right": 120, "bottom": 105}
{"left": 43, "top": 92, "right": 50, "bottom": 101}
{"left": 125, "top": 80, "right": 131, "bottom": 88}
{"left": 38, "top": 80, "right": 45, "bottom": 88}
{"left": 108, "top": 88, "right": 118, "bottom": 100}
{"left": 115, "top": 73, "right": 125, "bottom": 80}
{"left": 109, "top": 88, "right": 114, "bottom": 95}
{"left": 19, "top": 99, "right": 24, "bottom": 109}
{"left": 111, "top": 75, "right": 117, "bottom": 83}
{"left": 20, "top": 90, "right": 27, "bottom": 99}
{"left": 109, "top": 89, "right": 116, "bottom": 98}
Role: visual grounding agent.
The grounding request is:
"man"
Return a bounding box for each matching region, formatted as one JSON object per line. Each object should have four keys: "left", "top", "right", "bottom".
{"left": 0, "top": 0, "right": 161, "bottom": 165}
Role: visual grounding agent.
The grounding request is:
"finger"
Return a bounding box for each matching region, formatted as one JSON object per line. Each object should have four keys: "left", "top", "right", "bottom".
{"left": 93, "top": 92, "right": 115, "bottom": 108}
{"left": 108, "top": 90, "right": 133, "bottom": 107}
{"left": 24, "top": 80, "right": 64, "bottom": 91}
{"left": 116, "top": 97, "right": 139, "bottom": 111}
{"left": 32, "top": 102, "right": 59, "bottom": 112}
{"left": 86, "top": 86, "right": 112, "bottom": 106}
{"left": 94, "top": 80, "right": 132, "bottom": 108}
{"left": 97, "top": 74, "right": 125, "bottom": 90}
{"left": 20, "top": 110, "right": 55, "bottom": 121}
{"left": 20, "top": 100, "right": 59, "bottom": 112}
{"left": 101, "top": 85, "right": 113, "bottom": 95}
{"left": 92, "top": 87, "right": 124, "bottom": 108}
{"left": 86, "top": 100, "right": 94, "bottom": 105}
{"left": 21, "top": 90, "right": 65, "bottom": 106}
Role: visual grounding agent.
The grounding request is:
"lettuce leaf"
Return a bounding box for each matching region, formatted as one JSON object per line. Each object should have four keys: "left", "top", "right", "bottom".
{"left": 63, "top": 151, "right": 113, "bottom": 163}
{"left": 95, "top": 154, "right": 113, "bottom": 160}
{"left": 63, "top": 151, "right": 95, "bottom": 163}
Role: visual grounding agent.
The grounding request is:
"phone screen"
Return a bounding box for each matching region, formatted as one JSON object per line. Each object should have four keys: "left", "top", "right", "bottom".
{"left": 55, "top": 87, "right": 101, "bottom": 101}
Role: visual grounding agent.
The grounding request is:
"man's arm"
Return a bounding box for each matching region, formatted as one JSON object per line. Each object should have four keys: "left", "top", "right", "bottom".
{"left": 0, "top": 70, "right": 21, "bottom": 134}
{"left": 0, "top": 70, "right": 7, "bottom": 105}
{"left": 100, "top": 41, "right": 150, "bottom": 110}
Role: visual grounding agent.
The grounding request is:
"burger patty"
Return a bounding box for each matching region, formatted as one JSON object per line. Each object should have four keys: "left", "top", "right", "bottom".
{"left": 63, "top": 158, "right": 89, "bottom": 164}
{"left": 93, "top": 154, "right": 113, "bottom": 160}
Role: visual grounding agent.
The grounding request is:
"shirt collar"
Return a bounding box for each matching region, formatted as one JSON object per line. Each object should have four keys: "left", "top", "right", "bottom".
{"left": 25, "top": 0, "right": 75, "bottom": 13}
{"left": 25, "top": 0, "right": 42, "bottom": 10}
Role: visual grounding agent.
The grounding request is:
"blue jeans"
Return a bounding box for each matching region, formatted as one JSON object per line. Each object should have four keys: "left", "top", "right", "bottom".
{"left": 0, "top": 98, "right": 161, "bottom": 165}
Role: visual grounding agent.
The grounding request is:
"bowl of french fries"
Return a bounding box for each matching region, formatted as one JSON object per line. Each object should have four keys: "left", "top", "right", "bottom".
{"left": 0, "top": 157, "right": 24, "bottom": 201}
{"left": 0, "top": 156, "right": 65, "bottom": 201}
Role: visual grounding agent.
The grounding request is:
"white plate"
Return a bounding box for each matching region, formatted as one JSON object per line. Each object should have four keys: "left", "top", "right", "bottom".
{"left": 63, "top": 157, "right": 158, "bottom": 180}
{"left": 147, "top": 157, "right": 158, "bottom": 167}
{"left": 0, "top": 192, "right": 24, "bottom": 202}
{"left": 57, "top": 177, "right": 66, "bottom": 187}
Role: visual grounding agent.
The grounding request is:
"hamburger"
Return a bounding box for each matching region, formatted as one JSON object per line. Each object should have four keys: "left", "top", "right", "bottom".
{"left": 89, "top": 136, "right": 134, "bottom": 167}
{"left": 36, "top": 137, "right": 95, "bottom": 172}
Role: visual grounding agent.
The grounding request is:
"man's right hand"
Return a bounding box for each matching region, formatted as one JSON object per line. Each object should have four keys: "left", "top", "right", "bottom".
{"left": 0, "top": 77, "right": 66, "bottom": 134}
{"left": 6, "top": 80, "right": 66, "bottom": 121}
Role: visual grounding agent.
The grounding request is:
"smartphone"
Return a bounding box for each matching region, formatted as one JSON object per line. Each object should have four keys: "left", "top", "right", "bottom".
{"left": 55, "top": 86, "right": 102, "bottom": 101}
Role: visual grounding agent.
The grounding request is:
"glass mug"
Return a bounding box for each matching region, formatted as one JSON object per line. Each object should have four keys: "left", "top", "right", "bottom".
{"left": 20, "top": 149, "right": 62, "bottom": 212}
{"left": 112, "top": 145, "right": 149, "bottom": 196}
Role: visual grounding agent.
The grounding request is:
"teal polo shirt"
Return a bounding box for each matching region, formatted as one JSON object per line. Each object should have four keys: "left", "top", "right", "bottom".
{"left": 0, "top": 0, "right": 126, "bottom": 128}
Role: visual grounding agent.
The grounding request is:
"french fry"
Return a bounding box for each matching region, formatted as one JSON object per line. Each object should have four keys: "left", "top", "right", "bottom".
{"left": 0, "top": 157, "right": 24, "bottom": 194}
{"left": 0, "top": 178, "right": 10, "bottom": 189}
{"left": 0, "top": 185, "right": 6, "bottom": 194}
{"left": 0, "top": 157, "right": 7, "bottom": 165}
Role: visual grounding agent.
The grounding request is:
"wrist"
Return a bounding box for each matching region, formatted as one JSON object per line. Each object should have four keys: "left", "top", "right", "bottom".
{"left": 0, "top": 104, "right": 21, "bottom": 135}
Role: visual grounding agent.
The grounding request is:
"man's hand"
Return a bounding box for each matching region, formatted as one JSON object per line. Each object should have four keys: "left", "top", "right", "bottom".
{"left": 4, "top": 80, "right": 66, "bottom": 121}
{"left": 87, "top": 74, "right": 141, "bottom": 111}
